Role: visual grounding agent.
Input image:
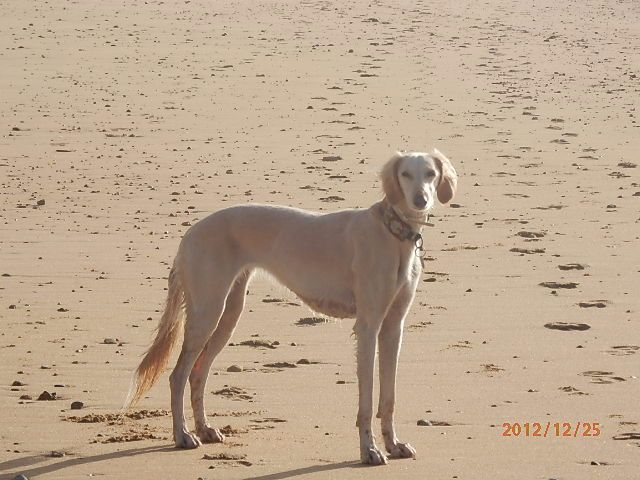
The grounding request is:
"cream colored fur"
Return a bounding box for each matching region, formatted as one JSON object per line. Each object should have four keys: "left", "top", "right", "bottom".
{"left": 128, "top": 150, "right": 458, "bottom": 465}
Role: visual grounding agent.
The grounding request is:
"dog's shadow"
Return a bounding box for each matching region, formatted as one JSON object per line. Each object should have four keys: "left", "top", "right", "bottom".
{"left": 1, "top": 445, "right": 363, "bottom": 479}
{"left": 244, "top": 461, "right": 364, "bottom": 480}
{"left": 0, "top": 444, "right": 173, "bottom": 478}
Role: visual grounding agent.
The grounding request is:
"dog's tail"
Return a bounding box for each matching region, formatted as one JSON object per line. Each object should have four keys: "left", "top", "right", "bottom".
{"left": 125, "top": 260, "right": 185, "bottom": 407}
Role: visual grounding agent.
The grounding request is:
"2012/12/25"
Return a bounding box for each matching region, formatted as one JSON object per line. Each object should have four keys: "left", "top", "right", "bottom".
{"left": 502, "top": 422, "right": 601, "bottom": 437}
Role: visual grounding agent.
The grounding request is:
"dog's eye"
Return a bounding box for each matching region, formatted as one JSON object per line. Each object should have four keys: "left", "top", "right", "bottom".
{"left": 425, "top": 170, "right": 436, "bottom": 179}
{"left": 401, "top": 171, "right": 412, "bottom": 179}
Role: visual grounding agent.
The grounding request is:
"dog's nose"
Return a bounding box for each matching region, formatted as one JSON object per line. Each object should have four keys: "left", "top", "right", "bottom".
{"left": 413, "top": 194, "right": 427, "bottom": 209}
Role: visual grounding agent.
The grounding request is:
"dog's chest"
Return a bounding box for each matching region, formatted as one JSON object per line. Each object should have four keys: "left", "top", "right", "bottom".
{"left": 397, "top": 251, "right": 421, "bottom": 288}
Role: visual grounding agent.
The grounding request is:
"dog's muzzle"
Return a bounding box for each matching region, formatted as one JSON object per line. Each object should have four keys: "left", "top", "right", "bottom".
{"left": 413, "top": 194, "right": 428, "bottom": 210}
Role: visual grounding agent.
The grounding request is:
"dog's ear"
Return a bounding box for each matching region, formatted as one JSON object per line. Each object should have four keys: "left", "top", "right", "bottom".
{"left": 432, "top": 148, "right": 458, "bottom": 204}
{"left": 380, "top": 152, "right": 404, "bottom": 205}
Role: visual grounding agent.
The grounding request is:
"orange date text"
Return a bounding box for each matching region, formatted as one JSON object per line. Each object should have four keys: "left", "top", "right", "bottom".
{"left": 501, "top": 422, "right": 601, "bottom": 438}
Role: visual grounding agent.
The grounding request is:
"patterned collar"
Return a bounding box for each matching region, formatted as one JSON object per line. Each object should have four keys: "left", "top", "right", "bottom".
{"left": 381, "top": 202, "right": 422, "bottom": 242}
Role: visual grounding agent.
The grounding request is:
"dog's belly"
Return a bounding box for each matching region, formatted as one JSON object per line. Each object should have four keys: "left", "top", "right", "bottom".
{"left": 296, "top": 292, "right": 356, "bottom": 319}
{"left": 261, "top": 260, "right": 357, "bottom": 318}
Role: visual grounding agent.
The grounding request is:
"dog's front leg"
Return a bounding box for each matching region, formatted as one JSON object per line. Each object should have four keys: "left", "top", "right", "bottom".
{"left": 355, "top": 319, "right": 387, "bottom": 465}
{"left": 352, "top": 248, "right": 399, "bottom": 465}
{"left": 377, "top": 291, "right": 416, "bottom": 459}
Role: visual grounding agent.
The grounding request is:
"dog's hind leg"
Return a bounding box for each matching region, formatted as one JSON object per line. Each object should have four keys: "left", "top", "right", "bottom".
{"left": 189, "top": 269, "right": 252, "bottom": 443}
{"left": 169, "top": 259, "right": 238, "bottom": 449}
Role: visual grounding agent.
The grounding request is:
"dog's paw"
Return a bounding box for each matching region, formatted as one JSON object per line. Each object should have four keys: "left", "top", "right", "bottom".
{"left": 361, "top": 446, "right": 388, "bottom": 466}
{"left": 174, "top": 429, "right": 202, "bottom": 449}
{"left": 196, "top": 425, "right": 225, "bottom": 444}
{"left": 388, "top": 441, "right": 416, "bottom": 459}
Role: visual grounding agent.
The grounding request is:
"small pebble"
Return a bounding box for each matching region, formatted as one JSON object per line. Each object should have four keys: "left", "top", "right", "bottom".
{"left": 13, "top": 475, "right": 29, "bottom": 480}
{"left": 48, "top": 451, "right": 65, "bottom": 458}
{"left": 227, "top": 365, "right": 242, "bottom": 373}
{"left": 36, "top": 199, "right": 45, "bottom": 206}
{"left": 12, "top": 380, "right": 26, "bottom": 387}
{"left": 37, "top": 391, "right": 57, "bottom": 401}
{"left": 296, "top": 358, "right": 311, "bottom": 365}
{"left": 103, "top": 338, "right": 117, "bottom": 344}
{"left": 417, "top": 419, "right": 433, "bottom": 426}
{"left": 70, "top": 401, "right": 84, "bottom": 410}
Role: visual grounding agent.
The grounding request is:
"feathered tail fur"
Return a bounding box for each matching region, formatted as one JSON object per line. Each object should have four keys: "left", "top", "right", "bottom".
{"left": 126, "top": 262, "right": 185, "bottom": 407}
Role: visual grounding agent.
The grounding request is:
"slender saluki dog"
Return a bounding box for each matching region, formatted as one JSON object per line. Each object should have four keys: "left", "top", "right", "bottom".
{"left": 128, "top": 150, "right": 457, "bottom": 465}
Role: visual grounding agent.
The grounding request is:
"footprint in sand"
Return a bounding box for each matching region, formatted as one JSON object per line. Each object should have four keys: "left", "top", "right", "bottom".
{"left": 263, "top": 361, "right": 297, "bottom": 369}
{"left": 612, "top": 432, "right": 640, "bottom": 441}
{"left": 578, "top": 300, "right": 608, "bottom": 308}
{"left": 559, "top": 386, "right": 589, "bottom": 396}
{"left": 516, "top": 230, "right": 545, "bottom": 239}
{"left": 580, "top": 371, "right": 626, "bottom": 384}
{"left": 250, "top": 417, "right": 287, "bottom": 424}
{"left": 261, "top": 297, "right": 300, "bottom": 306}
{"left": 510, "top": 247, "right": 545, "bottom": 254}
{"left": 219, "top": 425, "right": 249, "bottom": 436}
{"left": 617, "top": 161, "right": 636, "bottom": 168}
{"left": 558, "top": 263, "right": 587, "bottom": 271}
{"left": 295, "top": 316, "right": 329, "bottom": 326}
{"left": 212, "top": 386, "right": 254, "bottom": 401}
{"left": 544, "top": 322, "right": 590, "bottom": 331}
{"left": 407, "top": 321, "right": 434, "bottom": 331}
{"left": 417, "top": 419, "right": 453, "bottom": 427}
{"left": 533, "top": 204, "right": 565, "bottom": 210}
{"left": 605, "top": 345, "right": 639, "bottom": 356}
{"left": 319, "top": 195, "right": 345, "bottom": 202}
{"left": 235, "top": 339, "right": 278, "bottom": 349}
{"left": 539, "top": 281, "right": 578, "bottom": 289}
{"left": 203, "top": 452, "right": 248, "bottom": 462}
{"left": 66, "top": 409, "right": 169, "bottom": 423}
{"left": 97, "top": 430, "right": 166, "bottom": 444}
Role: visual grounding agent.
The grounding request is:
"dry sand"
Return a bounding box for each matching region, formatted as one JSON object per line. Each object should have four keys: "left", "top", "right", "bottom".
{"left": 1, "top": 0, "right": 638, "bottom": 478}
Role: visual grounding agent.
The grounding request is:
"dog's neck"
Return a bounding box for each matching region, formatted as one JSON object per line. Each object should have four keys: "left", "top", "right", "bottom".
{"left": 380, "top": 199, "right": 427, "bottom": 242}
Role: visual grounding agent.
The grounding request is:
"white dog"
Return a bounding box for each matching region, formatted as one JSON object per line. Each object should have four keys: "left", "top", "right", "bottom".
{"left": 128, "top": 150, "right": 457, "bottom": 465}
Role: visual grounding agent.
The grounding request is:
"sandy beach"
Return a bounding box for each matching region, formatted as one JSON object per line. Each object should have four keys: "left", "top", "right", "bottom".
{"left": 1, "top": 0, "right": 638, "bottom": 478}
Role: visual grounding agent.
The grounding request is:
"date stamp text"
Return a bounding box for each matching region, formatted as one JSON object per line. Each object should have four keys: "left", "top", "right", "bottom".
{"left": 502, "top": 422, "right": 601, "bottom": 438}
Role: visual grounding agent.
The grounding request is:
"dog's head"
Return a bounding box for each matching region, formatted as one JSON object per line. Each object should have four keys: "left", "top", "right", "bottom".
{"left": 381, "top": 150, "right": 458, "bottom": 212}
